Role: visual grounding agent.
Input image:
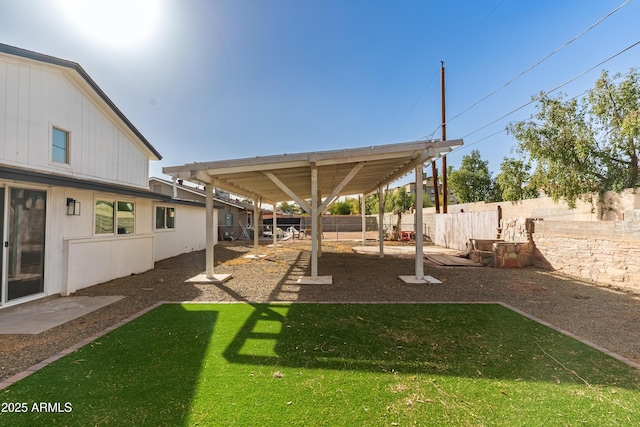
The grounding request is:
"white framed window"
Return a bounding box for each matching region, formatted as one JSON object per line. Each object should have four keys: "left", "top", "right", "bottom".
{"left": 52, "top": 127, "right": 70, "bottom": 164}
{"left": 155, "top": 206, "right": 175, "bottom": 230}
{"left": 95, "top": 199, "right": 135, "bottom": 235}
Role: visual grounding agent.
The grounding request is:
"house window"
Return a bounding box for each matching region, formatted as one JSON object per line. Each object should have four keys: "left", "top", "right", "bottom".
{"left": 95, "top": 200, "right": 135, "bottom": 235}
{"left": 117, "top": 201, "right": 135, "bottom": 234}
{"left": 95, "top": 200, "right": 114, "bottom": 234}
{"left": 155, "top": 206, "right": 175, "bottom": 229}
{"left": 52, "top": 127, "right": 69, "bottom": 163}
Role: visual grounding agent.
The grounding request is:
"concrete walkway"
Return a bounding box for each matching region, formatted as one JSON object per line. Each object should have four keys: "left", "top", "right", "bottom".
{"left": 0, "top": 295, "right": 124, "bottom": 334}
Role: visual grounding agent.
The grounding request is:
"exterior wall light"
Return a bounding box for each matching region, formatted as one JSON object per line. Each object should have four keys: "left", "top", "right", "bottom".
{"left": 66, "top": 198, "right": 81, "bottom": 215}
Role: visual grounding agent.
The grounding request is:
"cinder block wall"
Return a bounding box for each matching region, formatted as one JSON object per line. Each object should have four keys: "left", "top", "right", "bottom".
{"left": 533, "top": 220, "right": 640, "bottom": 292}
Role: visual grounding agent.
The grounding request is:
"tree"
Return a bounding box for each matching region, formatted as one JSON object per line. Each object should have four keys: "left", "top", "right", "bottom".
{"left": 346, "top": 197, "right": 362, "bottom": 214}
{"left": 328, "top": 201, "right": 351, "bottom": 215}
{"left": 365, "top": 193, "right": 379, "bottom": 215}
{"left": 278, "top": 201, "right": 303, "bottom": 215}
{"left": 448, "top": 150, "right": 493, "bottom": 202}
{"left": 386, "top": 187, "right": 413, "bottom": 240}
{"left": 507, "top": 70, "right": 640, "bottom": 208}
{"left": 496, "top": 157, "right": 539, "bottom": 201}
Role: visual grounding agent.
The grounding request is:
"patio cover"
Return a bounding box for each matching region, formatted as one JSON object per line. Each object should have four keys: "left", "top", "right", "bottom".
{"left": 163, "top": 138, "right": 463, "bottom": 284}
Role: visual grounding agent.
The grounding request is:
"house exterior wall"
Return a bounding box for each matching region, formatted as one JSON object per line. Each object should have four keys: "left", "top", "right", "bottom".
{"left": 0, "top": 182, "right": 157, "bottom": 303}
{"left": 153, "top": 204, "right": 209, "bottom": 261}
{"left": 0, "top": 48, "right": 168, "bottom": 307}
{"left": 0, "top": 55, "right": 150, "bottom": 188}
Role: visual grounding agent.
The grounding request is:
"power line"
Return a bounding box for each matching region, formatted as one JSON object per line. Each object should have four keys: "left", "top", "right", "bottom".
{"left": 444, "top": 0, "right": 506, "bottom": 63}
{"left": 389, "top": 1, "right": 506, "bottom": 142}
{"left": 460, "top": 40, "right": 640, "bottom": 141}
{"left": 388, "top": 69, "right": 438, "bottom": 141}
{"left": 448, "top": 55, "right": 639, "bottom": 161}
{"left": 458, "top": 66, "right": 640, "bottom": 156}
{"left": 443, "top": 0, "right": 631, "bottom": 131}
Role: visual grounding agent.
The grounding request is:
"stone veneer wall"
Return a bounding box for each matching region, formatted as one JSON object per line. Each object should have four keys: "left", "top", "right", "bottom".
{"left": 532, "top": 219, "right": 640, "bottom": 292}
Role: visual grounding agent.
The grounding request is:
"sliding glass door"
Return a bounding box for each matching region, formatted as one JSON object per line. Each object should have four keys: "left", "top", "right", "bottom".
{"left": 5, "top": 188, "right": 46, "bottom": 301}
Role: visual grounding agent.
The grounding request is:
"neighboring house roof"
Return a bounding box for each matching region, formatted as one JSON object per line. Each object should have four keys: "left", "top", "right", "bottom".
{"left": 149, "top": 177, "right": 251, "bottom": 211}
{"left": 0, "top": 43, "right": 162, "bottom": 161}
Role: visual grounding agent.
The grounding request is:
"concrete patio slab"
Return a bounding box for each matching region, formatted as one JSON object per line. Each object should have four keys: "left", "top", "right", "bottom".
{"left": 399, "top": 275, "right": 443, "bottom": 284}
{"left": 185, "top": 273, "right": 233, "bottom": 284}
{"left": 297, "top": 276, "right": 333, "bottom": 285}
{"left": 0, "top": 295, "right": 125, "bottom": 334}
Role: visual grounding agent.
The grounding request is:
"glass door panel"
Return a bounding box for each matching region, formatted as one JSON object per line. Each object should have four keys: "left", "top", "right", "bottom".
{"left": 7, "top": 188, "right": 46, "bottom": 301}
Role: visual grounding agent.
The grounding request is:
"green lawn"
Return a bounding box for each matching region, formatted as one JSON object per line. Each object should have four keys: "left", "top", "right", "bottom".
{"left": 1, "top": 303, "right": 639, "bottom": 426}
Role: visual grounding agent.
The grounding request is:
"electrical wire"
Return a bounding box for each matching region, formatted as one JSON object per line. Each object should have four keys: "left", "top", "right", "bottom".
{"left": 460, "top": 40, "right": 640, "bottom": 141}
{"left": 445, "top": 0, "right": 631, "bottom": 128}
{"left": 388, "top": 69, "right": 438, "bottom": 141}
{"left": 388, "top": 0, "right": 506, "bottom": 142}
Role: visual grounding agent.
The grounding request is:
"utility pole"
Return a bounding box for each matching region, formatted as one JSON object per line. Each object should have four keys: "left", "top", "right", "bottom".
{"left": 441, "top": 61, "right": 448, "bottom": 214}
{"left": 431, "top": 161, "right": 440, "bottom": 213}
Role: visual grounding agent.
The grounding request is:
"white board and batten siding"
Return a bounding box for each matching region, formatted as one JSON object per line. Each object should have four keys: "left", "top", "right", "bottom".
{"left": 0, "top": 57, "right": 150, "bottom": 188}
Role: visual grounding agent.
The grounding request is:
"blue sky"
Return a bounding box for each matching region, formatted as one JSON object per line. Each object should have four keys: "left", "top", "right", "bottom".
{"left": 1, "top": 0, "right": 638, "bottom": 188}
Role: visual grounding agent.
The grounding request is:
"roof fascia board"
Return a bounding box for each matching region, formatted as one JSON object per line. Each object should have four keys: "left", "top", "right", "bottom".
{"left": 0, "top": 165, "right": 168, "bottom": 201}
{"left": 164, "top": 159, "right": 309, "bottom": 176}
{"left": 162, "top": 140, "right": 461, "bottom": 176}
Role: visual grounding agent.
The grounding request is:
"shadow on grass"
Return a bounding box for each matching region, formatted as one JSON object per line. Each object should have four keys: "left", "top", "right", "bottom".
{"left": 0, "top": 305, "right": 218, "bottom": 427}
{"left": 223, "top": 303, "right": 640, "bottom": 390}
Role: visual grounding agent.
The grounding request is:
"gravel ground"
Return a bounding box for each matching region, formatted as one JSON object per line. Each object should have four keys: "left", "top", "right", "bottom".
{"left": 1, "top": 240, "right": 640, "bottom": 382}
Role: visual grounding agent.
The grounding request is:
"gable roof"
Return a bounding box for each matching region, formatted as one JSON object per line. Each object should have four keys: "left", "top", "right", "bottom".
{"left": 0, "top": 43, "right": 162, "bottom": 160}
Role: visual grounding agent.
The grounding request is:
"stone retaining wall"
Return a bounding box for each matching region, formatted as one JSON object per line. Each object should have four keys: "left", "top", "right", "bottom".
{"left": 533, "top": 219, "right": 640, "bottom": 292}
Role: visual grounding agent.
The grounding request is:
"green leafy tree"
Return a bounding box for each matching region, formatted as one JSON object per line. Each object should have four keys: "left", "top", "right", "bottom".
{"left": 328, "top": 201, "right": 351, "bottom": 215}
{"left": 496, "top": 157, "right": 539, "bottom": 201}
{"left": 346, "top": 197, "right": 362, "bottom": 214}
{"left": 278, "top": 201, "right": 303, "bottom": 214}
{"left": 386, "top": 187, "right": 413, "bottom": 239}
{"left": 448, "top": 150, "right": 493, "bottom": 202}
{"left": 507, "top": 70, "right": 640, "bottom": 208}
{"left": 365, "top": 193, "right": 379, "bottom": 215}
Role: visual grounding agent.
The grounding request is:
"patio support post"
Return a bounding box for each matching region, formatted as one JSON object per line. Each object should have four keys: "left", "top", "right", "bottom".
{"left": 361, "top": 194, "right": 366, "bottom": 244}
{"left": 205, "top": 184, "right": 215, "bottom": 278}
{"left": 317, "top": 189, "right": 322, "bottom": 258}
{"left": 311, "top": 163, "right": 319, "bottom": 278}
{"left": 273, "top": 202, "right": 278, "bottom": 247}
{"left": 378, "top": 186, "right": 384, "bottom": 258}
{"left": 415, "top": 164, "right": 424, "bottom": 279}
{"left": 172, "top": 177, "right": 178, "bottom": 198}
{"left": 253, "top": 197, "right": 260, "bottom": 256}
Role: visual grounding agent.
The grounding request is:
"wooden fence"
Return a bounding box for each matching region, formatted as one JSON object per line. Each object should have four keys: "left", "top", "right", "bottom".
{"left": 434, "top": 211, "right": 499, "bottom": 251}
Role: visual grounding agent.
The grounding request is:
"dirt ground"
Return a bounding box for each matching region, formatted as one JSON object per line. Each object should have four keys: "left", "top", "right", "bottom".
{"left": 1, "top": 239, "right": 639, "bottom": 382}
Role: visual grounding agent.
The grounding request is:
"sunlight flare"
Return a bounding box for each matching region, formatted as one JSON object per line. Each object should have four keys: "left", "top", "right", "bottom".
{"left": 56, "top": 0, "right": 162, "bottom": 49}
